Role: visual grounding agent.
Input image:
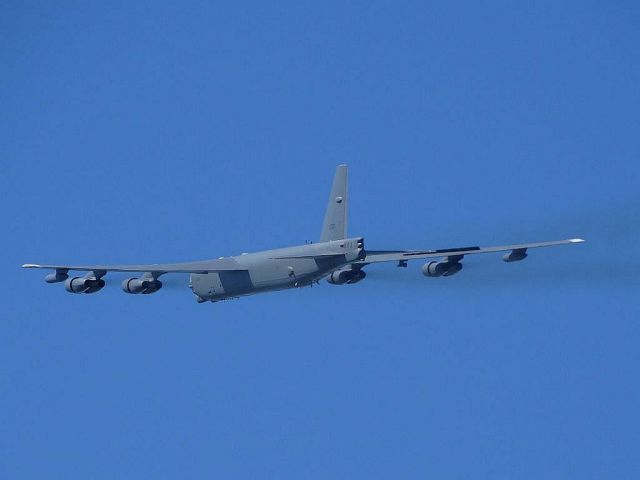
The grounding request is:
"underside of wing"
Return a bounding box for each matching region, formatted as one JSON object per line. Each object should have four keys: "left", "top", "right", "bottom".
{"left": 356, "top": 238, "right": 585, "bottom": 266}
{"left": 22, "top": 257, "right": 248, "bottom": 295}
{"left": 270, "top": 253, "right": 345, "bottom": 260}
{"left": 22, "top": 257, "right": 245, "bottom": 274}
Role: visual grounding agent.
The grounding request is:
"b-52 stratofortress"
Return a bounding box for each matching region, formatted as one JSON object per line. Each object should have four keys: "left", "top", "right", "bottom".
{"left": 23, "top": 165, "right": 584, "bottom": 303}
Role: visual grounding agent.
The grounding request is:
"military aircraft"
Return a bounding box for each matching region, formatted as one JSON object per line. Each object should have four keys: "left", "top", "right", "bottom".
{"left": 23, "top": 165, "right": 584, "bottom": 303}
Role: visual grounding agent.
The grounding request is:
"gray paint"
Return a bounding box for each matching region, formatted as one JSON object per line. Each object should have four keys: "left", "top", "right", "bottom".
{"left": 190, "top": 239, "right": 358, "bottom": 301}
{"left": 22, "top": 165, "right": 584, "bottom": 303}
{"left": 319, "top": 164, "right": 348, "bottom": 242}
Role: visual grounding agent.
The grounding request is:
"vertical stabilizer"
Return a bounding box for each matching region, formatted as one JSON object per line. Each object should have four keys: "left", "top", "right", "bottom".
{"left": 320, "top": 165, "right": 348, "bottom": 242}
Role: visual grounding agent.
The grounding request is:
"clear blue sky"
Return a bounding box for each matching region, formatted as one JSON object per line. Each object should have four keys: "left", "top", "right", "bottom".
{"left": 2, "top": 1, "right": 639, "bottom": 478}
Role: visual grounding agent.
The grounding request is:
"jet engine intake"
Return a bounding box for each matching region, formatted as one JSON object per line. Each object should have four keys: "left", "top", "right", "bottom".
{"left": 422, "top": 261, "right": 463, "bottom": 277}
{"left": 356, "top": 237, "right": 366, "bottom": 261}
{"left": 64, "top": 276, "right": 105, "bottom": 294}
{"left": 327, "top": 268, "right": 366, "bottom": 285}
{"left": 122, "top": 277, "right": 163, "bottom": 294}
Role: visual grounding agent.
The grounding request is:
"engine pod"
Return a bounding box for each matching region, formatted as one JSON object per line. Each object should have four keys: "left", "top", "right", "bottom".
{"left": 65, "top": 276, "right": 89, "bottom": 293}
{"left": 45, "top": 271, "right": 68, "bottom": 283}
{"left": 422, "top": 261, "right": 462, "bottom": 277}
{"left": 503, "top": 248, "right": 528, "bottom": 262}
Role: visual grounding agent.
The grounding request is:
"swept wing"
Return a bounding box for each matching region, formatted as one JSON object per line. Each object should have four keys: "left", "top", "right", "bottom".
{"left": 357, "top": 238, "right": 584, "bottom": 266}
{"left": 22, "top": 258, "right": 244, "bottom": 275}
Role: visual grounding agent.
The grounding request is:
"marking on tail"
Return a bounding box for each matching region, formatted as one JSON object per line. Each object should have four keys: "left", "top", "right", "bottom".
{"left": 320, "top": 165, "right": 348, "bottom": 242}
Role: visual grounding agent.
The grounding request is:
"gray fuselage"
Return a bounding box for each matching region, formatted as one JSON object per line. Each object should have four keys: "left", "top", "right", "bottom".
{"left": 189, "top": 237, "right": 365, "bottom": 302}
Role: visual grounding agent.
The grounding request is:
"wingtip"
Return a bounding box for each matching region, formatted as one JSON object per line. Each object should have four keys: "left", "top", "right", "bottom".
{"left": 22, "top": 263, "right": 39, "bottom": 268}
{"left": 569, "top": 238, "right": 585, "bottom": 243}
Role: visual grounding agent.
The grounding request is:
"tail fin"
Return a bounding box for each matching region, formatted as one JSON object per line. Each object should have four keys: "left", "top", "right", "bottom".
{"left": 320, "top": 164, "right": 348, "bottom": 242}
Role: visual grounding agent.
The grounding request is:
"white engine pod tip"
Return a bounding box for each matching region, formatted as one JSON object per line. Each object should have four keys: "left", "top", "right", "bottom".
{"left": 569, "top": 238, "right": 585, "bottom": 243}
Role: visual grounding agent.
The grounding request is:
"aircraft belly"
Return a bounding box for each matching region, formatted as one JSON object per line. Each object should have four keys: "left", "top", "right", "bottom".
{"left": 190, "top": 257, "right": 334, "bottom": 300}
{"left": 250, "top": 258, "right": 318, "bottom": 288}
{"left": 190, "top": 272, "right": 225, "bottom": 299}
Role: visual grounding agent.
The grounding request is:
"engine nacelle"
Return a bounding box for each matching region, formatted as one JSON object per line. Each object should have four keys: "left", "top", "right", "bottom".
{"left": 84, "top": 279, "right": 106, "bottom": 294}
{"left": 65, "top": 277, "right": 88, "bottom": 293}
{"left": 142, "top": 280, "right": 162, "bottom": 294}
{"left": 45, "top": 271, "right": 68, "bottom": 284}
{"left": 327, "top": 268, "right": 366, "bottom": 285}
{"left": 122, "top": 277, "right": 162, "bottom": 294}
{"left": 422, "top": 261, "right": 463, "bottom": 277}
{"left": 122, "top": 278, "right": 144, "bottom": 294}
{"left": 64, "top": 276, "right": 105, "bottom": 294}
{"left": 503, "top": 248, "right": 528, "bottom": 262}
